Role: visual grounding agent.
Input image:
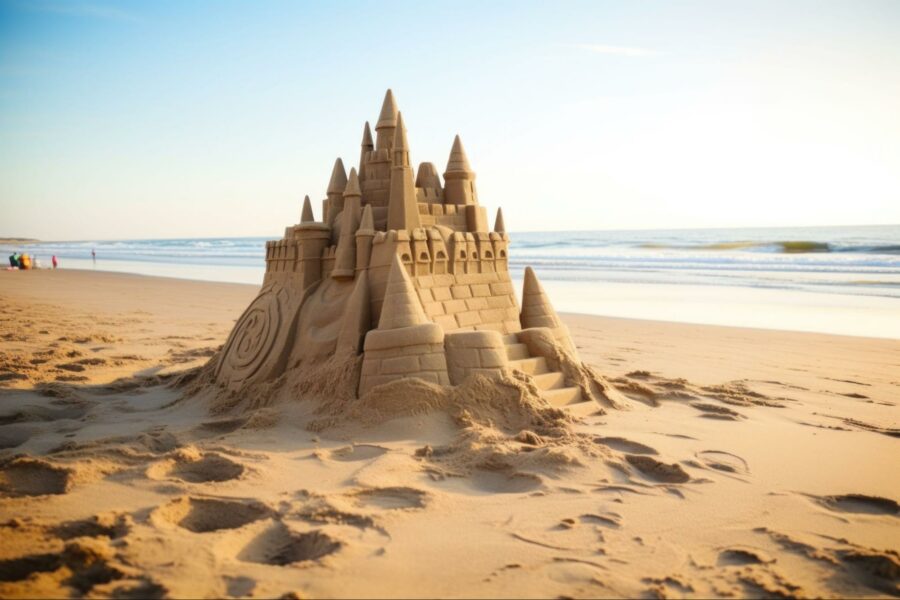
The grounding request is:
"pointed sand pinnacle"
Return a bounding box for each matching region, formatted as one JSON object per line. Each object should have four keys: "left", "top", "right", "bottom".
{"left": 494, "top": 207, "right": 505, "bottom": 233}
{"left": 392, "top": 111, "right": 409, "bottom": 152}
{"left": 344, "top": 168, "right": 361, "bottom": 198}
{"left": 327, "top": 158, "right": 348, "bottom": 194}
{"left": 520, "top": 267, "right": 562, "bottom": 329}
{"left": 378, "top": 254, "right": 427, "bottom": 330}
{"left": 446, "top": 134, "right": 472, "bottom": 173}
{"left": 301, "top": 195, "right": 315, "bottom": 223}
{"left": 361, "top": 121, "right": 374, "bottom": 149}
{"left": 376, "top": 89, "right": 399, "bottom": 130}
{"left": 357, "top": 204, "right": 374, "bottom": 233}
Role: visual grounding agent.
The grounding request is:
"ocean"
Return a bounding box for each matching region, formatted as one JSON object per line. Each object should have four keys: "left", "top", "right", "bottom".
{"left": 4, "top": 225, "right": 899, "bottom": 339}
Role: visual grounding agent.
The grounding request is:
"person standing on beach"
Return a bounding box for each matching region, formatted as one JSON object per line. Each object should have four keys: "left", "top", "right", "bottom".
{"left": 52, "top": 255, "right": 58, "bottom": 269}
{"left": 92, "top": 248, "right": 96, "bottom": 265}
{"left": 7, "top": 253, "right": 15, "bottom": 268}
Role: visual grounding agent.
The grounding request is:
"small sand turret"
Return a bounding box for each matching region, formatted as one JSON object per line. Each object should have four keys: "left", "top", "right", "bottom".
{"left": 215, "top": 90, "right": 602, "bottom": 415}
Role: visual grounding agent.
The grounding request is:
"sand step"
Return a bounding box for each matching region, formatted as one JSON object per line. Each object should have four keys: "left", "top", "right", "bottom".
{"left": 532, "top": 371, "right": 566, "bottom": 391}
{"left": 508, "top": 356, "right": 549, "bottom": 375}
{"left": 505, "top": 343, "right": 530, "bottom": 361}
{"left": 562, "top": 400, "right": 602, "bottom": 417}
{"left": 542, "top": 385, "right": 583, "bottom": 407}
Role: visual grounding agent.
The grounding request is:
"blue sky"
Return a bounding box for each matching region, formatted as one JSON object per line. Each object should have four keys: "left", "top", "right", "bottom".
{"left": 1, "top": 0, "right": 899, "bottom": 240}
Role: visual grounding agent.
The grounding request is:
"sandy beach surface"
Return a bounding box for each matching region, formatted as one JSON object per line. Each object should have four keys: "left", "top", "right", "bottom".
{"left": 0, "top": 269, "right": 898, "bottom": 598}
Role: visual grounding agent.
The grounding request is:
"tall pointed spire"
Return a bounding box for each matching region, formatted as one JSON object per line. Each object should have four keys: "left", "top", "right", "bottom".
{"left": 375, "top": 89, "right": 399, "bottom": 151}
{"left": 493, "top": 207, "right": 505, "bottom": 233}
{"left": 333, "top": 168, "right": 362, "bottom": 279}
{"left": 520, "top": 267, "right": 563, "bottom": 329}
{"left": 327, "top": 158, "right": 348, "bottom": 195}
{"left": 387, "top": 115, "right": 420, "bottom": 231}
{"left": 392, "top": 112, "right": 410, "bottom": 167}
{"left": 378, "top": 254, "right": 427, "bottom": 330}
{"left": 358, "top": 121, "right": 373, "bottom": 183}
{"left": 301, "top": 195, "right": 314, "bottom": 223}
{"left": 376, "top": 89, "right": 398, "bottom": 130}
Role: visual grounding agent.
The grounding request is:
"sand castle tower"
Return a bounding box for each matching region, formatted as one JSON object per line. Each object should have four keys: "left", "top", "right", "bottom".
{"left": 214, "top": 90, "right": 595, "bottom": 414}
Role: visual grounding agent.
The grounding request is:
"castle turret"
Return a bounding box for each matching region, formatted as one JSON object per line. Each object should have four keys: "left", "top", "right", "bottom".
{"left": 520, "top": 266, "right": 576, "bottom": 353}
{"left": 415, "top": 162, "right": 443, "bottom": 204}
{"left": 358, "top": 121, "right": 373, "bottom": 184}
{"left": 387, "top": 112, "right": 420, "bottom": 231}
{"left": 326, "top": 158, "right": 348, "bottom": 226}
{"left": 375, "top": 89, "right": 398, "bottom": 152}
{"left": 355, "top": 204, "right": 375, "bottom": 272}
{"left": 301, "top": 195, "right": 314, "bottom": 223}
{"left": 444, "top": 135, "right": 477, "bottom": 206}
{"left": 332, "top": 168, "right": 362, "bottom": 279}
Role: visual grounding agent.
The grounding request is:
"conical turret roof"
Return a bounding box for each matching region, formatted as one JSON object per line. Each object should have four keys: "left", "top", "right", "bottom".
{"left": 445, "top": 135, "right": 472, "bottom": 173}
{"left": 344, "top": 168, "right": 361, "bottom": 198}
{"left": 378, "top": 254, "right": 427, "bottom": 330}
{"left": 520, "top": 267, "right": 562, "bottom": 329}
{"left": 415, "top": 162, "right": 442, "bottom": 189}
{"left": 357, "top": 204, "right": 374, "bottom": 234}
{"left": 493, "top": 207, "right": 506, "bottom": 233}
{"left": 327, "top": 158, "right": 347, "bottom": 194}
{"left": 301, "top": 195, "right": 314, "bottom": 223}
{"left": 375, "top": 89, "right": 399, "bottom": 130}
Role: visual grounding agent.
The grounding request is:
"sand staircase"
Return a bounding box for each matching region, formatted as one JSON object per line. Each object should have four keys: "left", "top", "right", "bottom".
{"left": 502, "top": 334, "right": 599, "bottom": 417}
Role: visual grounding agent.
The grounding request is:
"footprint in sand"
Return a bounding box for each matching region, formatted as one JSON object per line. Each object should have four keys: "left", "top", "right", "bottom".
{"left": 153, "top": 497, "right": 272, "bottom": 533}
{"left": 238, "top": 521, "right": 341, "bottom": 566}
{"left": 696, "top": 451, "right": 749, "bottom": 475}
{"left": 352, "top": 486, "right": 429, "bottom": 510}
{"left": 811, "top": 493, "right": 899, "bottom": 516}
{"left": 194, "top": 417, "right": 249, "bottom": 435}
{"left": 717, "top": 546, "right": 775, "bottom": 566}
{"left": 147, "top": 452, "right": 245, "bottom": 484}
{"left": 625, "top": 455, "right": 691, "bottom": 484}
{"left": 329, "top": 444, "right": 389, "bottom": 462}
{"left": 689, "top": 402, "right": 745, "bottom": 420}
{"left": 0, "top": 458, "right": 74, "bottom": 497}
{"left": 594, "top": 436, "right": 658, "bottom": 455}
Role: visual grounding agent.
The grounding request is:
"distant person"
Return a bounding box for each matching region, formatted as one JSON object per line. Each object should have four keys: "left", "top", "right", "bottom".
{"left": 7, "top": 253, "right": 15, "bottom": 268}
{"left": 92, "top": 248, "right": 96, "bottom": 265}
{"left": 52, "top": 255, "right": 58, "bottom": 269}
{"left": 20, "top": 253, "right": 31, "bottom": 270}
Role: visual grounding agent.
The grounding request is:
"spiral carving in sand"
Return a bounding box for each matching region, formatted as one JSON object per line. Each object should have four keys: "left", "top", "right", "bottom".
{"left": 216, "top": 285, "right": 286, "bottom": 386}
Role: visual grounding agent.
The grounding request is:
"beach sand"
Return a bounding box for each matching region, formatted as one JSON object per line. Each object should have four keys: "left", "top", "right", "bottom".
{"left": 0, "top": 269, "right": 898, "bottom": 598}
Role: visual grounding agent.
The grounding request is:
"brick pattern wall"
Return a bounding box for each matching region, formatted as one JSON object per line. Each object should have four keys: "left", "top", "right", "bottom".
{"left": 415, "top": 271, "right": 520, "bottom": 334}
{"left": 444, "top": 330, "right": 509, "bottom": 385}
{"left": 358, "top": 324, "right": 450, "bottom": 395}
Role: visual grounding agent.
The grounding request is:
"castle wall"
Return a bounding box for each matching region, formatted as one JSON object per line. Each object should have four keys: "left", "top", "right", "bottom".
{"left": 358, "top": 323, "right": 450, "bottom": 395}
{"left": 444, "top": 330, "right": 509, "bottom": 385}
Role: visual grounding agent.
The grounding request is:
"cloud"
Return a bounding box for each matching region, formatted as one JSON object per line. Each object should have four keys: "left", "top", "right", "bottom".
{"left": 573, "top": 44, "right": 658, "bottom": 57}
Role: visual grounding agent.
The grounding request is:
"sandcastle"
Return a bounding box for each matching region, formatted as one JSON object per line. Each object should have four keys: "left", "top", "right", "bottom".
{"left": 214, "top": 90, "right": 602, "bottom": 415}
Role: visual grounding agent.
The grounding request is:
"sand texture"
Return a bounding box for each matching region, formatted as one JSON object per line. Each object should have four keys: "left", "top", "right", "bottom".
{"left": 1, "top": 269, "right": 898, "bottom": 598}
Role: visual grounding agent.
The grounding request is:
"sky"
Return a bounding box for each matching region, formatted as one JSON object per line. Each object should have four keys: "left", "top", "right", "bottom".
{"left": 1, "top": 0, "right": 899, "bottom": 240}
